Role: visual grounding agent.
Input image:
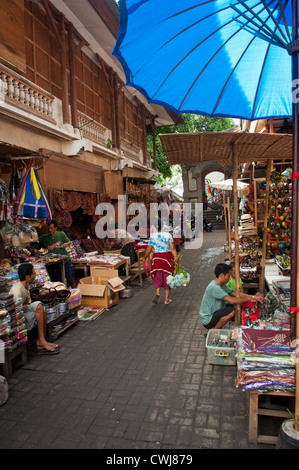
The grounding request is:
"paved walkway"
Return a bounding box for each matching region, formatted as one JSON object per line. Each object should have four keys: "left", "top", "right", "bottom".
{"left": 0, "top": 230, "right": 274, "bottom": 449}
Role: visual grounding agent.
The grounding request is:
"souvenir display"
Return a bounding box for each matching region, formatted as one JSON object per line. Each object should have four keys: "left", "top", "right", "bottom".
{"left": 237, "top": 327, "right": 296, "bottom": 393}
{"left": 0, "top": 293, "right": 28, "bottom": 352}
{"left": 63, "top": 240, "right": 85, "bottom": 259}
{"left": 266, "top": 170, "right": 291, "bottom": 256}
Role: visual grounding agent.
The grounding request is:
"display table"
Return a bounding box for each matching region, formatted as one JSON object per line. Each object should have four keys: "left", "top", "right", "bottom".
{"left": 1, "top": 344, "right": 27, "bottom": 380}
{"left": 72, "top": 254, "right": 130, "bottom": 282}
{"left": 265, "top": 259, "right": 290, "bottom": 288}
{"left": 46, "top": 306, "right": 79, "bottom": 342}
{"left": 249, "top": 390, "right": 295, "bottom": 445}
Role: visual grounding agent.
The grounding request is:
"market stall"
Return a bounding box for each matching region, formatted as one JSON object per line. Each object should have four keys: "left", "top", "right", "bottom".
{"left": 159, "top": 131, "right": 297, "bottom": 445}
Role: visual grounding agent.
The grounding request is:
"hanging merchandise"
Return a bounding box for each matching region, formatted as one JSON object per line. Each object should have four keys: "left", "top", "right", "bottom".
{"left": 15, "top": 167, "right": 52, "bottom": 223}
{"left": 0, "top": 178, "right": 7, "bottom": 229}
{"left": 266, "top": 170, "right": 291, "bottom": 257}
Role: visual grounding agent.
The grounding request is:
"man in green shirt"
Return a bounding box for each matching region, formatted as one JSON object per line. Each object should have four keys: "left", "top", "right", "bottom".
{"left": 199, "top": 263, "right": 261, "bottom": 329}
{"left": 39, "top": 220, "right": 76, "bottom": 288}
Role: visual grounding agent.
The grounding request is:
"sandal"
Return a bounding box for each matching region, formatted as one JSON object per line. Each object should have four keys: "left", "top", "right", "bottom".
{"left": 36, "top": 346, "right": 60, "bottom": 355}
{"left": 152, "top": 294, "right": 160, "bottom": 304}
{"left": 165, "top": 299, "right": 172, "bottom": 305}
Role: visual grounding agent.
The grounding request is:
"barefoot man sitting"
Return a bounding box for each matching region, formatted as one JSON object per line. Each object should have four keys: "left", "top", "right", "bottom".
{"left": 10, "top": 263, "right": 59, "bottom": 354}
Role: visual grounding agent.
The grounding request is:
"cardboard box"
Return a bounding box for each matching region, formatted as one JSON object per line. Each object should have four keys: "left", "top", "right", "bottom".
{"left": 90, "top": 267, "right": 118, "bottom": 278}
{"left": 78, "top": 275, "right": 125, "bottom": 308}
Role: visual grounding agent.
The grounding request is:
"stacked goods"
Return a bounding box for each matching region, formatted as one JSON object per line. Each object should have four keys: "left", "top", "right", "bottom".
{"left": 239, "top": 214, "right": 257, "bottom": 236}
{"left": 0, "top": 294, "right": 27, "bottom": 352}
{"left": 63, "top": 240, "right": 85, "bottom": 259}
{"left": 237, "top": 327, "right": 295, "bottom": 393}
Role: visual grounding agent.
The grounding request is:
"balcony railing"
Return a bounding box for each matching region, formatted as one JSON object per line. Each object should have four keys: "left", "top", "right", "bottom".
{"left": 0, "top": 65, "right": 54, "bottom": 120}
{"left": 78, "top": 112, "right": 111, "bottom": 145}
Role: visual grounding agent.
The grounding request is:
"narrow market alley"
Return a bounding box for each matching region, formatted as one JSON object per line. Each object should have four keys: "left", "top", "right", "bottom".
{"left": 0, "top": 229, "right": 273, "bottom": 450}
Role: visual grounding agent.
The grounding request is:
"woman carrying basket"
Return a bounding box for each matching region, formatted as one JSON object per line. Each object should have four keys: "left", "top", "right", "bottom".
{"left": 144, "top": 224, "right": 179, "bottom": 305}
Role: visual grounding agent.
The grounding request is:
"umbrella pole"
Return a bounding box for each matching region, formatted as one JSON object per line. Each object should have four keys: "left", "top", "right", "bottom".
{"left": 259, "top": 159, "right": 272, "bottom": 294}
{"left": 232, "top": 145, "right": 241, "bottom": 324}
{"left": 291, "top": 0, "right": 299, "bottom": 431}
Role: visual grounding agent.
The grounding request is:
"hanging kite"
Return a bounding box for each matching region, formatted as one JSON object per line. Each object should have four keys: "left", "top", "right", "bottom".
{"left": 15, "top": 167, "right": 52, "bottom": 222}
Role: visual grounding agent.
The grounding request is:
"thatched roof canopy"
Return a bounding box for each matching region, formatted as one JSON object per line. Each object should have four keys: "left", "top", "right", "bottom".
{"left": 159, "top": 132, "right": 293, "bottom": 166}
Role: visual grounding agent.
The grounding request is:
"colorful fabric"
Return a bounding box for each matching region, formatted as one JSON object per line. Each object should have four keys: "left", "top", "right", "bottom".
{"left": 148, "top": 232, "right": 173, "bottom": 253}
{"left": 152, "top": 272, "right": 170, "bottom": 289}
{"left": 150, "top": 252, "right": 174, "bottom": 278}
{"left": 15, "top": 168, "right": 52, "bottom": 222}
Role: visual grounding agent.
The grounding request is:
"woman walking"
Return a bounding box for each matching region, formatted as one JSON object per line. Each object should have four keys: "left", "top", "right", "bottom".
{"left": 144, "top": 225, "right": 179, "bottom": 305}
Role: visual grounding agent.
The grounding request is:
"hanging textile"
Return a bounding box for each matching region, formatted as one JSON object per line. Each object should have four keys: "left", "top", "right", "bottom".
{"left": 15, "top": 167, "right": 52, "bottom": 222}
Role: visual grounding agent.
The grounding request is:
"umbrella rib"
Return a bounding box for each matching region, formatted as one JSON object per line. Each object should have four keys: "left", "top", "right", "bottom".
{"left": 149, "top": 0, "right": 270, "bottom": 103}
{"left": 177, "top": 29, "right": 256, "bottom": 112}
{"left": 162, "top": 7, "right": 230, "bottom": 49}
{"left": 151, "top": 17, "right": 238, "bottom": 100}
{"left": 236, "top": 0, "right": 289, "bottom": 45}
{"left": 251, "top": 1, "right": 287, "bottom": 120}
{"left": 164, "top": 0, "right": 216, "bottom": 20}
{"left": 251, "top": 42, "right": 271, "bottom": 120}
{"left": 274, "top": 0, "right": 292, "bottom": 42}
{"left": 260, "top": 0, "right": 291, "bottom": 43}
{"left": 231, "top": 1, "right": 288, "bottom": 48}
{"left": 210, "top": 37, "right": 256, "bottom": 115}
{"left": 176, "top": 0, "right": 281, "bottom": 112}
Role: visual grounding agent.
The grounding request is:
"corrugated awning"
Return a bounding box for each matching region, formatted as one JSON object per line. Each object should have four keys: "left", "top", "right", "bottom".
{"left": 159, "top": 132, "right": 293, "bottom": 166}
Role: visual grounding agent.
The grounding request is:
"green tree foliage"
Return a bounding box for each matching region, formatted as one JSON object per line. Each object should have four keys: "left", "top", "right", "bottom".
{"left": 147, "top": 114, "right": 234, "bottom": 183}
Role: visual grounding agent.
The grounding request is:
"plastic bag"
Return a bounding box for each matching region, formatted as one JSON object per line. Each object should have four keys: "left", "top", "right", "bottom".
{"left": 143, "top": 259, "right": 151, "bottom": 276}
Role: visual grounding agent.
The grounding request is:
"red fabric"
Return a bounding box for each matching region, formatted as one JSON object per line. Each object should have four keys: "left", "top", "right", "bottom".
{"left": 241, "top": 300, "right": 259, "bottom": 326}
{"left": 150, "top": 252, "right": 174, "bottom": 279}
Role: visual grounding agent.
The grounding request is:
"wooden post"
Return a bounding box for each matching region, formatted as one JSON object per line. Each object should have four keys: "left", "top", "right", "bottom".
{"left": 291, "top": 0, "right": 299, "bottom": 429}
{"left": 151, "top": 117, "right": 157, "bottom": 171}
{"left": 232, "top": 144, "right": 241, "bottom": 324}
{"left": 97, "top": 56, "right": 119, "bottom": 149}
{"left": 67, "top": 23, "right": 86, "bottom": 128}
{"left": 223, "top": 191, "right": 228, "bottom": 240}
{"left": 58, "top": 15, "right": 69, "bottom": 124}
{"left": 259, "top": 159, "right": 272, "bottom": 294}
{"left": 42, "top": 1, "right": 69, "bottom": 124}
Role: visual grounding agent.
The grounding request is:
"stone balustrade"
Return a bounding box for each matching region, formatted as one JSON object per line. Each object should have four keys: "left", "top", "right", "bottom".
{"left": 0, "top": 66, "right": 54, "bottom": 119}
{"left": 78, "top": 113, "right": 109, "bottom": 145}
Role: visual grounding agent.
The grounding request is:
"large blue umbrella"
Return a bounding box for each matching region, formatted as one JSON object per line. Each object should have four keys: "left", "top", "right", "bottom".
{"left": 113, "top": 0, "right": 295, "bottom": 120}
{"left": 113, "top": 0, "right": 299, "bottom": 426}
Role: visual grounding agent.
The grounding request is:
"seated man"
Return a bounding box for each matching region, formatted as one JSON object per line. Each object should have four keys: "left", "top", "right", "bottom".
{"left": 199, "top": 263, "right": 261, "bottom": 330}
{"left": 9, "top": 263, "right": 59, "bottom": 354}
